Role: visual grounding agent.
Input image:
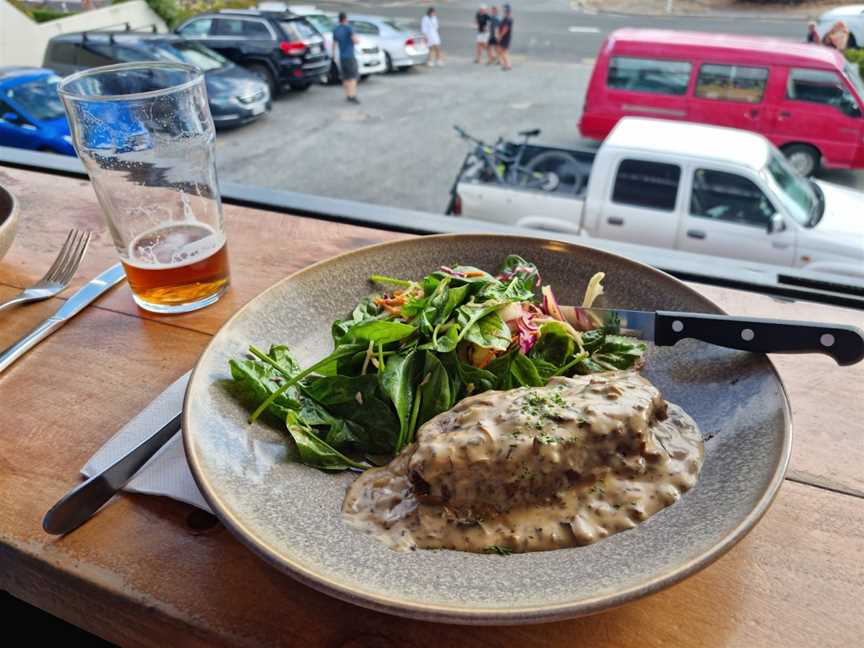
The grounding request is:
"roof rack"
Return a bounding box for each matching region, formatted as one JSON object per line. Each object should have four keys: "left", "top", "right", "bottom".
{"left": 79, "top": 23, "right": 161, "bottom": 43}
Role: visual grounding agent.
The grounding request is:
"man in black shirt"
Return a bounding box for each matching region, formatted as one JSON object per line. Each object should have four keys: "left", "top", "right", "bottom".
{"left": 498, "top": 4, "right": 513, "bottom": 70}
{"left": 475, "top": 5, "right": 490, "bottom": 63}
{"left": 487, "top": 5, "right": 500, "bottom": 64}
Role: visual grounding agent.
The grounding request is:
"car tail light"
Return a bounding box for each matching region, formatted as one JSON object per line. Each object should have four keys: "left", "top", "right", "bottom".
{"left": 451, "top": 194, "right": 462, "bottom": 216}
{"left": 280, "top": 41, "right": 306, "bottom": 55}
{"left": 405, "top": 37, "right": 415, "bottom": 47}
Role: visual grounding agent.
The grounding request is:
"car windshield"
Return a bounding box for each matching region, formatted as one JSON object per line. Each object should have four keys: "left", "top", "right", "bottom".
{"left": 845, "top": 61, "right": 864, "bottom": 101}
{"left": 383, "top": 20, "right": 404, "bottom": 32}
{"left": 149, "top": 41, "right": 227, "bottom": 71}
{"left": 6, "top": 76, "right": 65, "bottom": 121}
{"left": 296, "top": 15, "right": 333, "bottom": 34}
{"left": 762, "top": 151, "right": 818, "bottom": 226}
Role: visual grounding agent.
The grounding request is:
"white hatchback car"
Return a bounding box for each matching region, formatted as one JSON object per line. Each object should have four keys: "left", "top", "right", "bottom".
{"left": 816, "top": 4, "right": 864, "bottom": 49}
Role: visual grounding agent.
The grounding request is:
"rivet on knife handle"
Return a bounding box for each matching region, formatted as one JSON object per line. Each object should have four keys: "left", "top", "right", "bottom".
{"left": 654, "top": 311, "right": 864, "bottom": 366}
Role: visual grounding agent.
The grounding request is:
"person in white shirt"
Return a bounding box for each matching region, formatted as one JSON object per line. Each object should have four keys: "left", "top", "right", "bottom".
{"left": 421, "top": 7, "right": 443, "bottom": 66}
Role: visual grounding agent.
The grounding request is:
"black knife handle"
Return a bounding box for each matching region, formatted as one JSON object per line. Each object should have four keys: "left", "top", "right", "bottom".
{"left": 654, "top": 311, "right": 864, "bottom": 366}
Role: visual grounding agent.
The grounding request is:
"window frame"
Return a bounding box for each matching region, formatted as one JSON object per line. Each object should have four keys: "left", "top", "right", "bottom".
{"left": 177, "top": 18, "right": 214, "bottom": 38}
{"left": 785, "top": 67, "right": 862, "bottom": 117}
{"left": 611, "top": 157, "right": 682, "bottom": 212}
{"left": 694, "top": 62, "right": 769, "bottom": 104}
{"left": 209, "top": 17, "right": 277, "bottom": 40}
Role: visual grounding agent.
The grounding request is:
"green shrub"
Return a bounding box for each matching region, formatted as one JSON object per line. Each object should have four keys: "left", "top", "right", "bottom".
{"left": 845, "top": 49, "right": 864, "bottom": 78}
{"left": 30, "top": 8, "right": 74, "bottom": 22}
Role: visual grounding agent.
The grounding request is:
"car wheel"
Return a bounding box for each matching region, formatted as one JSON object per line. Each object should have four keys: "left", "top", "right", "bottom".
{"left": 246, "top": 63, "right": 278, "bottom": 97}
{"left": 360, "top": 74, "right": 369, "bottom": 82}
{"left": 782, "top": 144, "right": 820, "bottom": 177}
{"left": 290, "top": 82, "right": 311, "bottom": 92}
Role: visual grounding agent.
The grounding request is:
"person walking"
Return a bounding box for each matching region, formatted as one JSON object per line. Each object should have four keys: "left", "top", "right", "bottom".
{"left": 422, "top": 7, "right": 443, "bottom": 66}
{"left": 474, "top": 5, "right": 489, "bottom": 64}
{"left": 805, "top": 21, "right": 820, "bottom": 44}
{"left": 497, "top": 4, "right": 513, "bottom": 71}
{"left": 487, "top": 5, "right": 500, "bottom": 65}
{"left": 332, "top": 12, "right": 360, "bottom": 103}
{"left": 822, "top": 21, "right": 850, "bottom": 50}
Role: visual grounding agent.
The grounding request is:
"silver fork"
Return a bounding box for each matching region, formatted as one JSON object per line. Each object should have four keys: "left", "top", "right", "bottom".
{"left": 0, "top": 229, "right": 91, "bottom": 313}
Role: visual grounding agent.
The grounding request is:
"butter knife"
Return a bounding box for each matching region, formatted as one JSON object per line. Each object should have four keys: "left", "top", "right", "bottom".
{"left": 559, "top": 306, "right": 864, "bottom": 366}
{"left": 0, "top": 263, "right": 126, "bottom": 374}
{"left": 43, "top": 412, "right": 182, "bottom": 535}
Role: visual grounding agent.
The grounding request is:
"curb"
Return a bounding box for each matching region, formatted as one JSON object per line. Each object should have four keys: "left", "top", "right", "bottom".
{"left": 576, "top": 6, "right": 811, "bottom": 22}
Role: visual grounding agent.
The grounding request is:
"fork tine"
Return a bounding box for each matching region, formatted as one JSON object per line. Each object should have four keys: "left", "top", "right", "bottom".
{"left": 41, "top": 229, "right": 77, "bottom": 283}
{"left": 55, "top": 230, "right": 90, "bottom": 285}
{"left": 46, "top": 229, "right": 82, "bottom": 284}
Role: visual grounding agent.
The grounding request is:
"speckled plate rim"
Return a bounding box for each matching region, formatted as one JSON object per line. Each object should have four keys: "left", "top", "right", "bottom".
{"left": 183, "top": 233, "right": 792, "bottom": 625}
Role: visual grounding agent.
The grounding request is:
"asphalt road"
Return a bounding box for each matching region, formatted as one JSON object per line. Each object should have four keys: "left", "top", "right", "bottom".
{"left": 214, "top": 0, "right": 863, "bottom": 213}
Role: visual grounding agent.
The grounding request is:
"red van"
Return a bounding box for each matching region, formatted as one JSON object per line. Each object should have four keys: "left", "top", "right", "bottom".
{"left": 579, "top": 28, "right": 864, "bottom": 176}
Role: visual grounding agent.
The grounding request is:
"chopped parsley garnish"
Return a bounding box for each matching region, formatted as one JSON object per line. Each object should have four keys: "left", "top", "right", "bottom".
{"left": 484, "top": 545, "right": 513, "bottom": 556}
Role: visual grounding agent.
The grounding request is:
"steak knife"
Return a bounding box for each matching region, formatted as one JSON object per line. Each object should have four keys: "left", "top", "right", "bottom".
{"left": 558, "top": 306, "right": 864, "bottom": 366}
{"left": 0, "top": 263, "right": 126, "bottom": 374}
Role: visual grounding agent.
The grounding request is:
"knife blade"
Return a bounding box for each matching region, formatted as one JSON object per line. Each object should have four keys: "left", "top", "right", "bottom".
{"left": 0, "top": 263, "right": 126, "bottom": 374}
{"left": 559, "top": 306, "right": 864, "bottom": 366}
{"left": 43, "top": 411, "right": 182, "bottom": 535}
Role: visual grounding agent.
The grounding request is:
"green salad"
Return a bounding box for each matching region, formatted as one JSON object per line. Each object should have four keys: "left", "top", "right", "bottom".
{"left": 228, "top": 255, "right": 646, "bottom": 472}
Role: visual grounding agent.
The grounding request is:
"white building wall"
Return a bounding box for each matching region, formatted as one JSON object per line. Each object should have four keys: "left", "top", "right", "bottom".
{"left": 0, "top": 0, "right": 167, "bottom": 68}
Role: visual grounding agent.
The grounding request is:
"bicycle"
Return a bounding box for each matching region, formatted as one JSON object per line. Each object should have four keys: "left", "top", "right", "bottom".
{"left": 452, "top": 125, "right": 585, "bottom": 194}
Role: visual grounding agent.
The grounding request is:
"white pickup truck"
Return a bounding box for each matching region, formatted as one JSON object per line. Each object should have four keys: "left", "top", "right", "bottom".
{"left": 453, "top": 117, "right": 864, "bottom": 278}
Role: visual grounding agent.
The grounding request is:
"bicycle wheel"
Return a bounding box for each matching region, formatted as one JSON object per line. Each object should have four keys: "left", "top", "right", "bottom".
{"left": 521, "top": 152, "right": 586, "bottom": 194}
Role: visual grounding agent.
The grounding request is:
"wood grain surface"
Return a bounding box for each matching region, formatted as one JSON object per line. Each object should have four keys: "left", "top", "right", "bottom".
{"left": 0, "top": 166, "right": 862, "bottom": 647}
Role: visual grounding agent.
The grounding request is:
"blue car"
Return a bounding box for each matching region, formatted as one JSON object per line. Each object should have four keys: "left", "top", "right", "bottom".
{"left": 0, "top": 67, "right": 75, "bottom": 156}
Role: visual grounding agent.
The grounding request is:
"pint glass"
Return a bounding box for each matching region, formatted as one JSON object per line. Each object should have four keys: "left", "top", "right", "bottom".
{"left": 59, "top": 62, "right": 229, "bottom": 313}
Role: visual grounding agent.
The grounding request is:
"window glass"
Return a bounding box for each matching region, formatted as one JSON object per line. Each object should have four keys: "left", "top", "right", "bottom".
{"left": 612, "top": 159, "right": 681, "bottom": 211}
{"left": 607, "top": 57, "right": 691, "bottom": 95}
{"left": 47, "top": 42, "right": 77, "bottom": 64}
{"left": 145, "top": 42, "right": 227, "bottom": 71}
{"left": 212, "top": 19, "right": 245, "bottom": 37}
{"left": 0, "top": 99, "right": 18, "bottom": 119}
{"left": 281, "top": 19, "right": 319, "bottom": 40}
{"left": 786, "top": 68, "right": 862, "bottom": 116}
{"left": 178, "top": 19, "right": 212, "bottom": 37}
{"left": 762, "top": 152, "right": 816, "bottom": 226}
{"left": 690, "top": 169, "right": 775, "bottom": 228}
{"left": 76, "top": 43, "right": 115, "bottom": 67}
{"left": 243, "top": 20, "right": 272, "bottom": 38}
{"left": 844, "top": 61, "right": 864, "bottom": 100}
{"left": 299, "top": 15, "right": 334, "bottom": 34}
{"left": 351, "top": 21, "right": 380, "bottom": 35}
{"left": 695, "top": 64, "right": 768, "bottom": 103}
{"left": 6, "top": 76, "right": 66, "bottom": 121}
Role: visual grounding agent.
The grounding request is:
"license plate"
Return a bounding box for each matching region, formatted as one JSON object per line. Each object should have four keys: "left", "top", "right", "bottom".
{"left": 251, "top": 104, "right": 266, "bottom": 116}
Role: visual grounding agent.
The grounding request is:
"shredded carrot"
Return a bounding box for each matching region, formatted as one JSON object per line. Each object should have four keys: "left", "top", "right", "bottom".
{"left": 464, "top": 271, "right": 486, "bottom": 277}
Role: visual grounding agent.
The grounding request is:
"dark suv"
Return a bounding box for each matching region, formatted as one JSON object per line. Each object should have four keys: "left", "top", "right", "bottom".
{"left": 43, "top": 31, "right": 271, "bottom": 128}
{"left": 175, "top": 10, "right": 329, "bottom": 95}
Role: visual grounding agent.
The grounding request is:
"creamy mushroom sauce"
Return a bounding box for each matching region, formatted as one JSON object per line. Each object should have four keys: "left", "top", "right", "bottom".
{"left": 342, "top": 371, "right": 703, "bottom": 553}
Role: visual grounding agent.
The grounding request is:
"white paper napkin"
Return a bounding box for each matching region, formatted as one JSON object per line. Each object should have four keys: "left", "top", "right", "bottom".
{"left": 81, "top": 371, "right": 213, "bottom": 513}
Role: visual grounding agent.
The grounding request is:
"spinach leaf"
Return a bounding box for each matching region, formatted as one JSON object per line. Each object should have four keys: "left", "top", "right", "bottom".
{"left": 462, "top": 311, "right": 511, "bottom": 351}
{"left": 342, "top": 320, "right": 416, "bottom": 345}
{"left": 510, "top": 352, "right": 544, "bottom": 387}
{"left": 531, "top": 357, "right": 559, "bottom": 382}
{"left": 485, "top": 348, "right": 517, "bottom": 390}
{"left": 332, "top": 296, "right": 383, "bottom": 342}
{"left": 285, "top": 412, "right": 368, "bottom": 471}
{"left": 530, "top": 321, "right": 576, "bottom": 366}
{"left": 380, "top": 350, "right": 424, "bottom": 450}
{"left": 228, "top": 358, "right": 300, "bottom": 422}
{"left": 455, "top": 301, "right": 505, "bottom": 344}
{"left": 302, "top": 374, "right": 400, "bottom": 453}
{"left": 419, "top": 325, "right": 459, "bottom": 353}
{"left": 416, "top": 352, "right": 453, "bottom": 428}
{"left": 268, "top": 345, "right": 301, "bottom": 375}
{"left": 497, "top": 254, "right": 540, "bottom": 295}
{"left": 435, "top": 284, "right": 470, "bottom": 325}
{"left": 438, "top": 351, "right": 496, "bottom": 398}
{"left": 324, "top": 418, "right": 366, "bottom": 450}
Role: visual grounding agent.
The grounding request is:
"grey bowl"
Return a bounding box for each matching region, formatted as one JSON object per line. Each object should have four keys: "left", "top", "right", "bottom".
{"left": 0, "top": 184, "right": 19, "bottom": 262}
{"left": 183, "top": 234, "right": 791, "bottom": 624}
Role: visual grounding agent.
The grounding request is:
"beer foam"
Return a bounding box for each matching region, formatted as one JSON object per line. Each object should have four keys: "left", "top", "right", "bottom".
{"left": 126, "top": 222, "right": 225, "bottom": 270}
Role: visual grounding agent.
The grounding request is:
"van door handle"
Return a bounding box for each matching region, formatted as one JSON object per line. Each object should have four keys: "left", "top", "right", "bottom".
{"left": 747, "top": 108, "right": 759, "bottom": 118}
{"left": 687, "top": 229, "right": 706, "bottom": 240}
{"left": 778, "top": 110, "right": 792, "bottom": 120}
{"left": 607, "top": 216, "right": 625, "bottom": 226}
{"left": 771, "top": 241, "right": 790, "bottom": 249}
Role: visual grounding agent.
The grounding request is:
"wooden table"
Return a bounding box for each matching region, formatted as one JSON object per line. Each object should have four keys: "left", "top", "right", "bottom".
{"left": 1, "top": 166, "right": 862, "bottom": 648}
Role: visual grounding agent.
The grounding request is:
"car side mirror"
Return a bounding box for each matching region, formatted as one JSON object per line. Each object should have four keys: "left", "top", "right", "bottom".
{"left": 1, "top": 112, "right": 19, "bottom": 124}
{"left": 767, "top": 213, "right": 786, "bottom": 234}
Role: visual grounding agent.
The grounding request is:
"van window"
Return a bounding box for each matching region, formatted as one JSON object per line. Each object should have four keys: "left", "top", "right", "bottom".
{"left": 786, "top": 68, "right": 862, "bottom": 117}
{"left": 695, "top": 64, "right": 768, "bottom": 103}
{"left": 607, "top": 57, "right": 691, "bottom": 96}
{"left": 47, "top": 42, "right": 78, "bottom": 65}
{"left": 612, "top": 159, "right": 681, "bottom": 211}
{"left": 243, "top": 20, "right": 272, "bottom": 38}
{"left": 690, "top": 169, "right": 775, "bottom": 228}
{"left": 76, "top": 43, "right": 115, "bottom": 67}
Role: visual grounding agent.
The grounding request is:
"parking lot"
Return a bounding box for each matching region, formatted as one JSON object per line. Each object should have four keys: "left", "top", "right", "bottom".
{"left": 214, "top": 54, "right": 593, "bottom": 214}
